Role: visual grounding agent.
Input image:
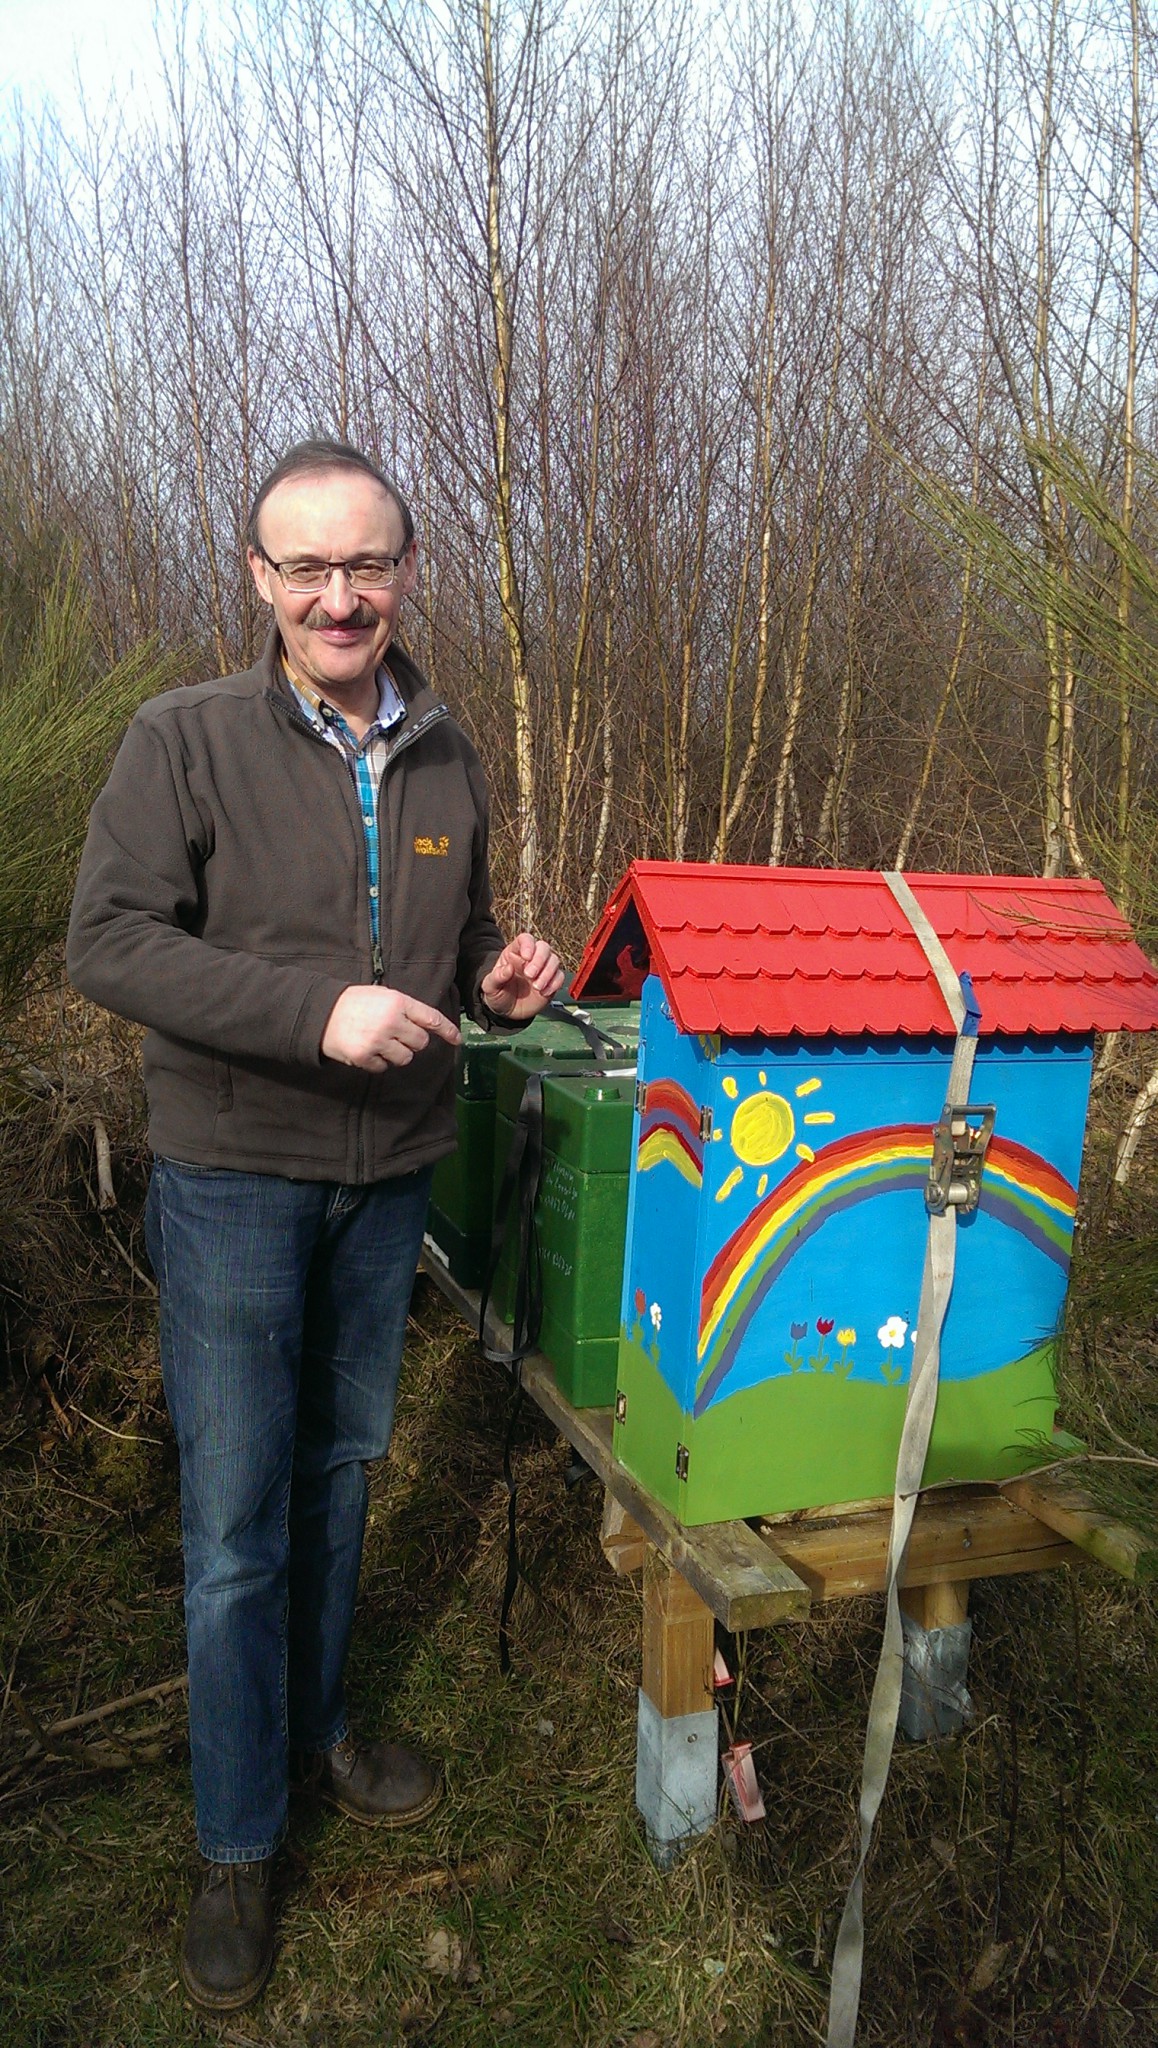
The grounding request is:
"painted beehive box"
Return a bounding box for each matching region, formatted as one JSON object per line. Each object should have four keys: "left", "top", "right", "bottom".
{"left": 570, "top": 862, "right": 1158, "bottom": 1526}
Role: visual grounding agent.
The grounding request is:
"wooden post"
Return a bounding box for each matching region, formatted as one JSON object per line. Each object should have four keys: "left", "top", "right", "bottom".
{"left": 900, "top": 1579, "right": 970, "bottom": 1632}
{"left": 636, "top": 1544, "right": 718, "bottom": 1864}
{"left": 600, "top": 1493, "right": 646, "bottom": 1576}
{"left": 899, "top": 1578, "right": 972, "bottom": 1741}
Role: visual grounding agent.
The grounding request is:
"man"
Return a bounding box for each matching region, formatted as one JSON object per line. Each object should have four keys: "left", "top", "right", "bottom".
{"left": 67, "top": 440, "right": 562, "bottom": 2011}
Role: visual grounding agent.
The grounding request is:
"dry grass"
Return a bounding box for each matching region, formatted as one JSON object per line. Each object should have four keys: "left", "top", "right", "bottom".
{"left": 1, "top": 1032, "right": 1158, "bottom": 2046}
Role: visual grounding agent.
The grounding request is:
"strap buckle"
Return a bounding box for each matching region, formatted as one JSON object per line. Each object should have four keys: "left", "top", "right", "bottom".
{"left": 926, "top": 1102, "right": 996, "bottom": 1216}
{"left": 543, "top": 997, "right": 632, "bottom": 1058}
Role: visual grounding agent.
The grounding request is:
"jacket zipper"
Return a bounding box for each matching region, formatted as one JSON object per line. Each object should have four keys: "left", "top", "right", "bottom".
{"left": 269, "top": 689, "right": 450, "bottom": 1184}
{"left": 270, "top": 689, "right": 449, "bottom": 986}
{"left": 372, "top": 705, "right": 450, "bottom": 983}
{"left": 362, "top": 704, "right": 451, "bottom": 1178}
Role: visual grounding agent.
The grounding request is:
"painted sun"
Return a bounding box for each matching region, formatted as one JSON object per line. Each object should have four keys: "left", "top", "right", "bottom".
{"left": 715, "top": 1070, "right": 836, "bottom": 1202}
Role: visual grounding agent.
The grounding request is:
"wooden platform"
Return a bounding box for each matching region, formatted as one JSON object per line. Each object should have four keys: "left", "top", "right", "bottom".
{"left": 759, "top": 1487, "right": 1076, "bottom": 1599}
{"left": 418, "top": 1243, "right": 1151, "bottom": 1620}
{"left": 419, "top": 1239, "right": 1156, "bottom": 1862}
{"left": 419, "top": 1245, "right": 808, "bottom": 1629}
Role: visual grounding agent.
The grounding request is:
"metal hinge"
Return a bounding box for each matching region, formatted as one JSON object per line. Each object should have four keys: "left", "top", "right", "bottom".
{"left": 699, "top": 1105, "right": 713, "bottom": 1143}
{"left": 615, "top": 1391, "right": 627, "bottom": 1425}
{"left": 926, "top": 1102, "right": 996, "bottom": 1216}
{"left": 675, "top": 1442, "right": 690, "bottom": 1482}
{"left": 635, "top": 1080, "right": 646, "bottom": 1116}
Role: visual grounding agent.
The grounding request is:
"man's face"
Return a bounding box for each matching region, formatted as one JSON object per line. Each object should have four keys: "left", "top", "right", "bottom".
{"left": 247, "top": 467, "right": 417, "bottom": 702}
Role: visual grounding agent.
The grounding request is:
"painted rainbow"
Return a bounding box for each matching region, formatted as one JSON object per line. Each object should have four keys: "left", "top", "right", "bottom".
{"left": 692, "top": 1124, "right": 1076, "bottom": 1416}
{"left": 637, "top": 1078, "right": 704, "bottom": 1188}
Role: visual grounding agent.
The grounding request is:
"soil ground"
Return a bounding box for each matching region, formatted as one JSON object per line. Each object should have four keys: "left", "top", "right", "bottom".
{"left": 2, "top": 1117, "right": 1158, "bottom": 2046}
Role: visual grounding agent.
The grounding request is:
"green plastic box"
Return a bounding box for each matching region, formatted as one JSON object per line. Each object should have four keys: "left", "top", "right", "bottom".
{"left": 425, "top": 1005, "right": 638, "bottom": 1289}
{"left": 426, "top": 1019, "right": 506, "bottom": 1287}
{"left": 491, "top": 1048, "right": 638, "bottom": 1407}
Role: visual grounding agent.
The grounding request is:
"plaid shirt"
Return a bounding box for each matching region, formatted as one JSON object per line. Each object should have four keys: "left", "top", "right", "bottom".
{"left": 285, "top": 660, "right": 406, "bottom": 975}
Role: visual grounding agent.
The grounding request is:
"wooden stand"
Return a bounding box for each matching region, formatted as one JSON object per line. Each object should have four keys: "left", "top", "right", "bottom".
{"left": 900, "top": 1581, "right": 970, "bottom": 1631}
{"left": 419, "top": 1247, "right": 1154, "bottom": 1858}
{"left": 897, "top": 1580, "right": 973, "bottom": 1738}
{"left": 636, "top": 1548, "right": 718, "bottom": 1862}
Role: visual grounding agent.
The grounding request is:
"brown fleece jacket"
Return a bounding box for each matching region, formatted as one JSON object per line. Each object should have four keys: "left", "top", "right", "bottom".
{"left": 66, "top": 633, "right": 507, "bottom": 1182}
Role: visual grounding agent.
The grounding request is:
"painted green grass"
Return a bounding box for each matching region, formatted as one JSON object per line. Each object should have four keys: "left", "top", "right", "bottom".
{"left": 615, "top": 1333, "right": 1057, "bottom": 1522}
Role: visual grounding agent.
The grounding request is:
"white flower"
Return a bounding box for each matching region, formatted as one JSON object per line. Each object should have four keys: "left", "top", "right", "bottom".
{"left": 649, "top": 1301, "right": 663, "bottom": 1331}
{"left": 877, "top": 1315, "right": 908, "bottom": 1349}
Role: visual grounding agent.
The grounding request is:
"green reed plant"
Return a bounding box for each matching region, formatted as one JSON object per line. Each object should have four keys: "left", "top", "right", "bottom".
{"left": 0, "top": 560, "right": 185, "bottom": 1017}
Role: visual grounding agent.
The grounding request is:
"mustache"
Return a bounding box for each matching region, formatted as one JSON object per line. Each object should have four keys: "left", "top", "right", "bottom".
{"left": 303, "top": 602, "right": 380, "bottom": 630}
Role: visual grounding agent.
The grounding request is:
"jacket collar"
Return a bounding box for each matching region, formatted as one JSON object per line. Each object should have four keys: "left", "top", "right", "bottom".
{"left": 259, "top": 627, "right": 443, "bottom": 732}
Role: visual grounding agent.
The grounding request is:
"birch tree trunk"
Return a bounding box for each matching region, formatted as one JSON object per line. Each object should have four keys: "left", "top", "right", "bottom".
{"left": 768, "top": 294, "right": 842, "bottom": 866}
{"left": 1114, "top": 0, "right": 1142, "bottom": 909}
{"left": 894, "top": 354, "right": 987, "bottom": 870}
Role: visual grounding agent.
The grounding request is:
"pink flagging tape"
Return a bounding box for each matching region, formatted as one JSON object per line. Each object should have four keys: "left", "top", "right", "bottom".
{"left": 723, "top": 1742, "right": 766, "bottom": 1823}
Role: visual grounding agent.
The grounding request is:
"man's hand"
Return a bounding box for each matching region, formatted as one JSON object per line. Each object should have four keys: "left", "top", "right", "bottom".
{"left": 480, "top": 933, "right": 565, "bottom": 1022}
{"left": 321, "top": 986, "right": 462, "bottom": 1071}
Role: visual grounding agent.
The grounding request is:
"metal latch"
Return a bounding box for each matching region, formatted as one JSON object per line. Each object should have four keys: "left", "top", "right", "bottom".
{"left": 699, "top": 1105, "right": 713, "bottom": 1143}
{"left": 615, "top": 1391, "right": 627, "bottom": 1425}
{"left": 635, "top": 1080, "right": 646, "bottom": 1116}
{"left": 675, "top": 1443, "right": 690, "bottom": 1482}
{"left": 926, "top": 1102, "right": 996, "bottom": 1215}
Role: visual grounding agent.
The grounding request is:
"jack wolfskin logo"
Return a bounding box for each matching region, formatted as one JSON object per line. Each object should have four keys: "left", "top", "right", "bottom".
{"left": 414, "top": 834, "right": 450, "bottom": 857}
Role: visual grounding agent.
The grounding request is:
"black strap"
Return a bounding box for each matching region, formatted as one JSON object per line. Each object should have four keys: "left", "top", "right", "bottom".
{"left": 478, "top": 1073, "right": 545, "bottom": 1677}
{"left": 478, "top": 1006, "right": 635, "bottom": 1675}
{"left": 542, "top": 996, "right": 632, "bottom": 1059}
{"left": 496, "top": 1376, "right": 526, "bottom": 1676}
{"left": 478, "top": 1071, "right": 545, "bottom": 1366}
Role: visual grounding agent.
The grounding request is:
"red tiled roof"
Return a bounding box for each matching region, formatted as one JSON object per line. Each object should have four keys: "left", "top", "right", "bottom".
{"left": 569, "top": 861, "right": 1158, "bottom": 1037}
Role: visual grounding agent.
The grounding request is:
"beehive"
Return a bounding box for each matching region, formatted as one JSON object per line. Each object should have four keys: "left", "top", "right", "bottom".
{"left": 490, "top": 1030, "right": 639, "bottom": 1406}
{"left": 570, "top": 862, "right": 1158, "bottom": 1525}
{"left": 426, "top": 1004, "right": 637, "bottom": 1287}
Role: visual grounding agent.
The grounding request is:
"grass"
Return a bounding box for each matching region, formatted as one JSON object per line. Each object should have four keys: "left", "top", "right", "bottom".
{"left": 3, "top": 1063, "right": 1158, "bottom": 2045}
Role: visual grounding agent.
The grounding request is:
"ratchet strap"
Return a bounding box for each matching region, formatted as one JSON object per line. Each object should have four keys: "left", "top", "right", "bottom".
{"left": 825, "top": 872, "right": 987, "bottom": 2048}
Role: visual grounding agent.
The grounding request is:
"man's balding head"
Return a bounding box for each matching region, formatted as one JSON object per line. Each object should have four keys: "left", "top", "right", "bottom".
{"left": 247, "top": 440, "right": 414, "bottom": 555}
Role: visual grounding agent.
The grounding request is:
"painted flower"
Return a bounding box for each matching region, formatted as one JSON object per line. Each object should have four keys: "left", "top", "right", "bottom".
{"left": 649, "top": 1301, "right": 663, "bottom": 1332}
{"left": 877, "top": 1315, "right": 909, "bottom": 1349}
{"left": 832, "top": 1324, "right": 857, "bottom": 1380}
{"left": 790, "top": 1321, "right": 808, "bottom": 1340}
{"left": 816, "top": 1318, "right": 834, "bottom": 1335}
{"left": 634, "top": 1288, "right": 646, "bottom": 1316}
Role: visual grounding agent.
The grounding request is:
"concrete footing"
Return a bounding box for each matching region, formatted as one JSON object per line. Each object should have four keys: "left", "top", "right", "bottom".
{"left": 635, "top": 1688, "right": 718, "bottom": 1864}
{"left": 899, "top": 1613, "right": 973, "bottom": 1739}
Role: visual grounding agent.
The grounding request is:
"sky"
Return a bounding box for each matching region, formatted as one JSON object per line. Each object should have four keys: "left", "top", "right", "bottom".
{"left": 1, "top": 0, "right": 962, "bottom": 140}
{"left": 0, "top": 0, "right": 222, "bottom": 135}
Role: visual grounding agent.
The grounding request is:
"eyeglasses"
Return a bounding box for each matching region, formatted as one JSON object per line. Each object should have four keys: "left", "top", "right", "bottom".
{"left": 258, "top": 549, "right": 409, "bottom": 593}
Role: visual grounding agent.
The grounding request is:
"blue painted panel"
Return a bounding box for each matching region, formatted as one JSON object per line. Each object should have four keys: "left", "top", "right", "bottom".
{"left": 619, "top": 977, "right": 706, "bottom": 1407}
{"left": 631, "top": 1031, "right": 1091, "bottom": 1416}
{"left": 708, "top": 1191, "right": 1071, "bottom": 1406}
{"left": 684, "top": 1032, "right": 1090, "bottom": 1417}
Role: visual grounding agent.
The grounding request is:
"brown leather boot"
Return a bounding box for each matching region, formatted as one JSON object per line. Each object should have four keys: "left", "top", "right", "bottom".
{"left": 299, "top": 1736, "right": 442, "bottom": 1827}
{"left": 180, "top": 1858, "right": 274, "bottom": 2011}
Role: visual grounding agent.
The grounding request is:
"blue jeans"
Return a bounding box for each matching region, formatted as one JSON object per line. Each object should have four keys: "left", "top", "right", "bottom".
{"left": 145, "top": 1157, "right": 434, "bottom": 1863}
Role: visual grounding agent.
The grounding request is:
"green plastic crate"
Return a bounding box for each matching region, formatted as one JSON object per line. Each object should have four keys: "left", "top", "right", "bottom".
{"left": 491, "top": 1062, "right": 637, "bottom": 1406}
{"left": 425, "top": 1005, "right": 638, "bottom": 1288}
